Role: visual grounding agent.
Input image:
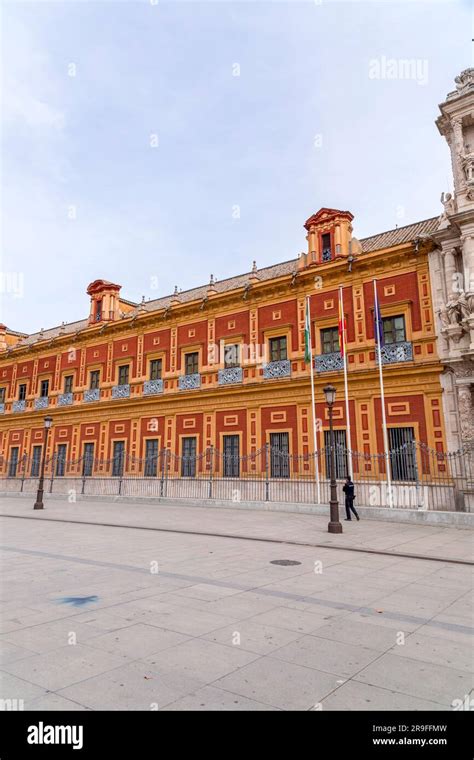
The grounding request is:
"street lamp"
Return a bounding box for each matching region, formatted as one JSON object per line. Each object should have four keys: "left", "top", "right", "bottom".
{"left": 33, "top": 416, "right": 53, "bottom": 510}
{"left": 323, "top": 385, "right": 342, "bottom": 534}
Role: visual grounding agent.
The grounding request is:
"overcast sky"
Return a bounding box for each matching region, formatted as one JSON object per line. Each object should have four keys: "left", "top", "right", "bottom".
{"left": 1, "top": 0, "right": 469, "bottom": 334}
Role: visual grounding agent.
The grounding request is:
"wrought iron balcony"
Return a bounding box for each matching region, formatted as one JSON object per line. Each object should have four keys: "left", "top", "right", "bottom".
{"left": 13, "top": 400, "right": 26, "bottom": 412}
{"left": 34, "top": 397, "right": 49, "bottom": 410}
{"left": 218, "top": 367, "right": 243, "bottom": 385}
{"left": 0, "top": 403, "right": 4, "bottom": 414}
{"left": 83, "top": 388, "right": 100, "bottom": 403}
{"left": 263, "top": 359, "right": 291, "bottom": 379}
{"left": 315, "top": 352, "right": 344, "bottom": 372}
{"left": 178, "top": 373, "right": 201, "bottom": 391}
{"left": 380, "top": 341, "right": 413, "bottom": 364}
{"left": 58, "top": 392, "right": 73, "bottom": 406}
{"left": 112, "top": 384, "right": 130, "bottom": 399}
{"left": 143, "top": 379, "right": 164, "bottom": 395}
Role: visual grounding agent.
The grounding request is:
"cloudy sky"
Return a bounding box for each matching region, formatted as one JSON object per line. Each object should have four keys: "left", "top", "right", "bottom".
{"left": 0, "top": 0, "right": 469, "bottom": 334}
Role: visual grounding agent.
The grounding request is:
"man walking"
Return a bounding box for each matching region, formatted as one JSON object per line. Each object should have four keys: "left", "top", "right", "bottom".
{"left": 343, "top": 476, "right": 360, "bottom": 521}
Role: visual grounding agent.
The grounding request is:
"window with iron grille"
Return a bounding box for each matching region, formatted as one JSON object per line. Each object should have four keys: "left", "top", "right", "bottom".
{"left": 388, "top": 427, "right": 416, "bottom": 481}
{"left": 8, "top": 447, "right": 19, "bottom": 477}
{"left": 150, "top": 359, "right": 162, "bottom": 381}
{"left": 224, "top": 344, "right": 240, "bottom": 368}
{"left": 321, "top": 327, "right": 339, "bottom": 354}
{"left": 321, "top": 232, "right": 332, "bottom": 262}
{"left": 184, "top": 353, "right": 199, "bottom": 376}
{"left": 55, "top": 444, "right": 67, "bottom": 476}
{"left": 90, "top": 370, "right": 100, "bottom": 390}
{"left": 82, "top": 443, "right": 94, "bottom": 477}
{"left": 31, "top": 446, "right": 42, "bottom": 477}
{"left": 112, "top": 441, "right": 125, "bottom": 477}
{"left": 270, "top": 432, "right": 290, "bottom": 478}
{"left": 64, "top": 375, "right": 73, "bottom": 394}
{"left": 223, "top": 435, "right": 240, "bottom": 477}
{"left": 269, "top": 336, "right": 287, "bottom": 362}
{"left": 0, "top": 388, "right": 5, "bottom": 403}
{"left": 181, "top": 437, "right": 197, "bottom": 477}
{"left": 40, "top": 380, "right": 49, "bottom": 398}
{"left": 18, "top": 384, "right": 26, "bottom": 401}
{"left": 382, "top": 315, "right": 406, "bottom": 344}
{"left": 95, "top": 300, "right": 102, "bottom": 321}
{"left": 324, "top": 429, "right": 348, "bottom": 479}
{"left": 145, "top": 439, "right": 159, "bottom": 477}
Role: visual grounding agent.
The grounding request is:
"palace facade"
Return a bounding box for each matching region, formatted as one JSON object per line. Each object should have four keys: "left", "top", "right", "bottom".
{"left": 2, "top": 70, "right": 473, "bottom": 482}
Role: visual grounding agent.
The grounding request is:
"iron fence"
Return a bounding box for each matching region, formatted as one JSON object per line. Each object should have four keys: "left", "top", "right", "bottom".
{"left": 0, "top": 442, "right": 472, "bottom": 511}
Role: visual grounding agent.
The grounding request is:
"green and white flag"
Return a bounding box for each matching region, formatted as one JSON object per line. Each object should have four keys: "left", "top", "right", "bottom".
{"left": 304, "top": 297, "right": 312, "bottom": 364}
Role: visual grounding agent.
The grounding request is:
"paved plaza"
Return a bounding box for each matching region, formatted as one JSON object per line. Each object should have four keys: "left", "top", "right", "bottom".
{"left": 0, "top": 497, "right": 472, "bottom": 711}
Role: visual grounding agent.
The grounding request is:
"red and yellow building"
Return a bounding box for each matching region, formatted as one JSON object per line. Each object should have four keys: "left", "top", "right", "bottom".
{"left": 0, "top": 207, "right": 448, "bottom": 480}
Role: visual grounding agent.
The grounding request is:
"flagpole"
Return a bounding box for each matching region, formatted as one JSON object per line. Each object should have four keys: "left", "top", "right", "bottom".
{"left": 306, "top": 296, "right": 321, "bottom": 504}
{"left": 373, "top": 279, "right": 393, "bottom": 508}
{"left": 339, "top": 286, "right": 353, "bottom": 478}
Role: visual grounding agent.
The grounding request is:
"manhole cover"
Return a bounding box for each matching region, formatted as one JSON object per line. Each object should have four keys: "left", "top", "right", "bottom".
{"left": 270, "top": 560, "right": 301, "bottom": 566}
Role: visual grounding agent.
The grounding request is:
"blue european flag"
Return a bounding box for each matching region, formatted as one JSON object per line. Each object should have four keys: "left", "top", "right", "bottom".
{"left": 374, "top": 286, "right": 384, "bottom": 347}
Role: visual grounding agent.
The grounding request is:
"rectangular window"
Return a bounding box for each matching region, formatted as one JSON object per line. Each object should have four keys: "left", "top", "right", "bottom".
{"left": 55, "top": 444, "right": 67, "bottom": 476}
{"left": 321, "top": 327, "right": 340, "bottom": 354}
{"left": 144, "top": 439, "right": 159, "bottom": 477}
{"left": 112, "top": 441, "right": 125, "bottom": 477}
{"left": 90, "top": 370, "right": 100, "bottom": 390}
{"left": 40, "top": 380, "right": 49, "bottom": 398}
{"left": 324, "top": 429, "right": 348, "bottom": 479}
{"left": 82, "top": 443, "right": 94, "bottom": 477}
{"left": 224, "top": 344, "right": 240, "bottom": 369}
{"left": 64, "top": 375, "right": 73, "bottom": 394}
{"left": 389, "top": 427, "right": 416, "bottom": 481}
{"left": 223, "top": 435, "right": 240, "bottom": 477}
{"left": 0, "top": 388, "right": 5, "bottom": 403}
{"left": 181, "top": 437, "right": 197, "bottom": 477}
{"left": 269, "top": 336, "right": 287, "bottom": 362}
{"left": 184, "top": 352, "right": 199, "bottom": 376}
{"left": 8, "top": 447, "right": 19, "bottom": 477}
{"left": 270, "top": 432, "right": 290, "bottom": 478}
{"left": 18, "top": 384, "right": 26, "bottom": 401}
{"left": 118, "top": 365, "right": 129, "bottom": 386}
{"left": 382, "top": 315, "right": 406, "bottom": 345}
{"left": 31, "top": 446, "right": 42, "bottom": 477}
{"left": 321, "top": 232, "right": 332, "bottom": 262}
{"left": 96, "top": 300, "right": 102, "bottom": 321}
{"left": 150, "top": 359, "right": 162, "bottom": 381}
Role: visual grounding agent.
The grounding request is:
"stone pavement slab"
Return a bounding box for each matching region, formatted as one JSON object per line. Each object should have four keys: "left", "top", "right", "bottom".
{"left": 0, "top": 500, "right": 472, "bottom": 711}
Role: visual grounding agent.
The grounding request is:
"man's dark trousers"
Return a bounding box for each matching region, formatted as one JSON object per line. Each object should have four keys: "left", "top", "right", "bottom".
{"left": 345, "top": 497, "right": 359, "bottom": 521}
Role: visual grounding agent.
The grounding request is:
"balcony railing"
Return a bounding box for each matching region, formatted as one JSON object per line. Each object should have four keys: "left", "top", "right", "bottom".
{"left": 178, "top": 373, "right": 201, "bottom": 391}
{"left": 380, "top": 341, "right": 413, "bottom": 364}
{"left": 83, "top": 388, "right": 100, "bottom": 403}
{"left": 13, "top": 400, "right": 26, "bottom": 412}
{"left": 58, "top": 392, "right": 73, "bottom": 406}
{"left": 34, "top": 397, "right": 49, "bottom": 410}
{"left": 263, "top": 360, "right": 291, "bottom": 379}
{"left": 112, "top": 384, "right": 130, "bottom": 399}
{"left": 315, "top": 352, "right": 344, "bottom": 372}
{"left": 0, "top": 403, "right": 4, "bottom": 414}
{"left": 143, "top": 379, "right": 164, "bottom": 396}
{"left": 218, "top": 367, "right": 243, "bottom": 385}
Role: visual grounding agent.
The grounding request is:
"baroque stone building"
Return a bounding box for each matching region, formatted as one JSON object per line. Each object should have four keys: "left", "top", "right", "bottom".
{"left": 430, "top": 68, "right": 474, "bottom": 449}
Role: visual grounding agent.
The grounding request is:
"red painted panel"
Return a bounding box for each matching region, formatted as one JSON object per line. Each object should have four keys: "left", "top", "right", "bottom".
{"left": 258, "top": 300, "right": 298, "bottom": 352}
{"left": 176, "top": 321, "right": 208, "bottom": 371}
{"left": 363, "top": 273, "right": 422, "bottom": 338}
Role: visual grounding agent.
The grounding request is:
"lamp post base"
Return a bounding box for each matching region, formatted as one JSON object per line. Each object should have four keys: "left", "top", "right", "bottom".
{"left": 33, "top": 502, "right": 44, "bottom": 510}
{"left": 328, "top": 520, "right": 343, "bottom": 534}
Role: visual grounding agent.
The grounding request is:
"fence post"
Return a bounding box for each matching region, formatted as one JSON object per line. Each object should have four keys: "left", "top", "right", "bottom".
{"left": 49, "top": 454, "right": 55, "bottom": 493}
{"left": 264, "top": 443, "right": 270, "bottom": 502}
{"left": 164, "top": 448, "right": 169, "bottom": 497}
{"left": 412, "top": 440, "right": 423, "bottom": 510}
{"left": 208, "top": 445, "right": 214, "bottom": 500}
{"left": 20, "top": 453, "right": 27, "bottom": 493}
{"left": 160, "top": 448, "right": 166, "bottom": 498}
